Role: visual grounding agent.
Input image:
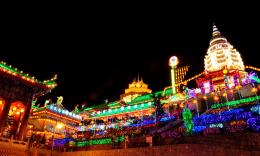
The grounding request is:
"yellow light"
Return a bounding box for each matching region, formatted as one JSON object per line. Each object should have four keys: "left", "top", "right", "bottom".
{"left": 213, "top": 96, "right": 219, "bottom": 101}
{"left": 169, "top": 56, "right": 179, "bottom": 67}
{"left": 203, "top": 96, "right": 207, "bottom": 100}
{"left": 16, "top": 111, "right": 20, "bottom": 115}
{"left": 192, "top": 100, "right": 197, "bottom": 104}
{"left": 223, "top": 69, "right": 228, "bottom": 75}
{"left": 235, "top": 85, "right": 241, "bottom": 90}
{"left": 56, "top": 123, "right": 63, "bottom": 129}
{"left": 252, "top": 87, "right": 258, "bottom": 93}
{"left": 229, "top": 90, "right": 233, "bottom": 93}
{"left": 20, "top": 108, "right": 24, "bottom": 113}
{"left": 13, "top": 106, "right": 17, "bottom": 111}
{"left": 0, "top": 100, "right": 2, "bottom": 105}
{"left": 222, "top": 93, "right": 227, "bottom": 97}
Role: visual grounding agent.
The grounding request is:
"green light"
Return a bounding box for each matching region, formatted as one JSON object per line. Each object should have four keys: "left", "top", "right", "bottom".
{"left": 108, "top": 101, "right": 120, "bottom": 107}
{"left": 90, "top": 102, "right": 154, "bottom": 118}
{"left": 76, "top": 136, "right": 125, "bottom": 147}
{"left": 252, "top": 76, "right": 260, "bottom": 83}
{"left": 211, "top": 96, "right": 260, "bottom": 109}
{"left": 182, "top": 107, "right": 193, "bottom": 134}
{"left": 164, "top": 88, "right": 173, "bottom": 96}
{"left": 128, "top": 94, "right": 153, "bottom": 104}
{"left": 83, "top": 107, "right": 93, "bottom": 111}
{"left": 0, "top": 62, "right": 57, "bottom": 87}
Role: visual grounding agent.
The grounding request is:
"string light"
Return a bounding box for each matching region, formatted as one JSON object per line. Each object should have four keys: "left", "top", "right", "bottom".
{"left": 0, "top": 61, "right": 57, "bottom": 89}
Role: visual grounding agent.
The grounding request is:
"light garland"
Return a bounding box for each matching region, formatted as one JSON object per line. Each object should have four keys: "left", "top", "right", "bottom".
{"left": 90, "top": 102, "right": 153, "bottom": 118}
{"left": 48, "top": 105, "right": 82, "bottom": 120}
{"left": 211, "top": 96, "right": 260, "bottom": 109}
{"left": 76, "top": 136, "right": 125, "bottom": 147}
{"left": 33, "top": 109, "right": 82, "bottom": 123}
{"left": 0, "top": 61, "right": 57, "bottom": 89}
{"left": 245, "top": 65, "right": 260, "bottom": 72}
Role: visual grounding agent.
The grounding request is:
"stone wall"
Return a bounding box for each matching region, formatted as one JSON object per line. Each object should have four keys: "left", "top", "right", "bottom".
{"left": 1, "top": 143, "right": 260, "bottom": 156}
{"left": 54, "top": 144, "right": 260, "bottom": 156}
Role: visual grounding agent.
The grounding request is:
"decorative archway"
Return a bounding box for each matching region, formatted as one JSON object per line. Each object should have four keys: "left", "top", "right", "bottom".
{"left": 2, "top": 101, "right": 25, "bottom": 138}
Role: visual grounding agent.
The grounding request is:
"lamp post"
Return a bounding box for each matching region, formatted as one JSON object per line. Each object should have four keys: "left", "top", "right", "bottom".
{"left": 51, "top": 122, "right": 63, "bottom": 156}
{"left": 169, "top": 56, "right": 179, "bottom": 95}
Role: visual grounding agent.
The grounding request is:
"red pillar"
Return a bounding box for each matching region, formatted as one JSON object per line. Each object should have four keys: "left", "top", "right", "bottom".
{"left": 0, "top": 97, "right": 12, "bottom": 137}
{"left": 18, "top": 94, "right": 33, "bottom": 140}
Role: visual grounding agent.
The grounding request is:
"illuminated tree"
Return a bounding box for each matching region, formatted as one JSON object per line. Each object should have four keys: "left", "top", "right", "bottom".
{"left": 182, "top": 107, "right": 193, "bottom": 134}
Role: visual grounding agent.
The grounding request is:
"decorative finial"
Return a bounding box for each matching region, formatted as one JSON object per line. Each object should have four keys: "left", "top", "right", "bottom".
{"left": 213, "top": 23, "right": 221, "bottom": 36}
{"left": 56, "top": 96, "right": 63, "bottom": 106}
{"left": 133, "top": 77, "right": 136, "bottom": 82}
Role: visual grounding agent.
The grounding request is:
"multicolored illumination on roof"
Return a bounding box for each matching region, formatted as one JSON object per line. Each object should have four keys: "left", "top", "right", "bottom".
{"left": 211, "top": 96, "right": 260, "bottom": 109}
{"left": 89, "top": 102, "right": 154, "bottom": 118}
{"left": 32, "top": 104, "right": 82, "bottom": 121}
{"left": 0, "top": 61, "right": 57, "bottom": 89}
{"left": 48, "top": 105, "right": 82, "bottom": 120}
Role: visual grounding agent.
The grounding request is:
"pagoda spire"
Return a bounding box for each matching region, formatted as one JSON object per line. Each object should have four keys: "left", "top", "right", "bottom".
{"left": 212, "top": 23, "right": 221, "bottom": 37}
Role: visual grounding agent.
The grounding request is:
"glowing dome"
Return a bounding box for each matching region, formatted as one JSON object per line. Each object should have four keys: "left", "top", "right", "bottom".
{"left": 204, "top": 24, "right": 245, "bottom": 72}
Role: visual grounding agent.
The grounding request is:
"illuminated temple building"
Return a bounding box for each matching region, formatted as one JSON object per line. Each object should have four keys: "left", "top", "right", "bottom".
{"left": 79, "top": 78, "right": 157, "bottom": 122}
{"left": 75, "top": 24, "right": 260, "bottom": 144}
{"left": 28, "top": 97, "right": 82, "bottom": 145}
{"left": 1, "top": 24, "right": 260, "bottom": 149}
{"left": 0, "top": 61, "right": 57, "bottom": 140}
{"left": 120, "top": 78, "right": 152, "bottom": 103}
{"left": 197, "top": 25, "right": 248, "bottom": 93}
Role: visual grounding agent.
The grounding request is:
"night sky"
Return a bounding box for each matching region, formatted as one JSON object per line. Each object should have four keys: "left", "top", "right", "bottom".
{"left": 0, "top": 6, "right": 259, "bottom": 110}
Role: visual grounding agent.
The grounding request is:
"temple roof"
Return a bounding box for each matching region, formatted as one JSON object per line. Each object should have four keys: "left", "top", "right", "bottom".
{"left": 0, "top": 61, "right": 57, "bottom": 89}
{"left": 204, "top": 24, "right": 245, "bottom": 72}
{"left": 209, "top": 24, "right": 228, "bottom": 46}
{"left": 124, "top": 78, "right": 152, "bottom": 94}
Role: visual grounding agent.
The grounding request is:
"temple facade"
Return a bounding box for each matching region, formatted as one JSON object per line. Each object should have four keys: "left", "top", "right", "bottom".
{"left": 0, "top": 61, "right": 57, "bottom": 140}
{"left": 197, "top": 25, "right": 248, "bottom": 93}
{"left": 28, "top": 97, "right": 82, "bottom": 146}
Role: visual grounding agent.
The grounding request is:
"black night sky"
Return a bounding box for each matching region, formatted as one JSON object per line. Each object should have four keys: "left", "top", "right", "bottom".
{"left": 0, "top": 5, "right": 259, "bottom": 110}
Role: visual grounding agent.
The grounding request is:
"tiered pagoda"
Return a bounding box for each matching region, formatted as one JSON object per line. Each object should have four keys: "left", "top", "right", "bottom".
{"left": 197, "top": 25, "right": 248, "bottom": 93}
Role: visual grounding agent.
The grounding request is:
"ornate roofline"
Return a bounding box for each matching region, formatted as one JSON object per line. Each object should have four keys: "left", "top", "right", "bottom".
{"left": 0, "top": 61, "right": 57, "bottom": 89}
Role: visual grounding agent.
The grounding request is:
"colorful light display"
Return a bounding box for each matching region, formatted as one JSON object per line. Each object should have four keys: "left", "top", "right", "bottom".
{"left": 211, "top": 96, "right": 260, "bottom": 109}
{"left": 0, "top": 61, "right": 57, "bottom": 88}
{"left": 90, "top": 102, "right": 153, "bottom": 118}
{"left": 204, "top": 25, "right": 245, "bottom": 72}
{"left": 169, "top": 56, "right": 179, "bottom": 94}
{"left": 76, "top": 136, "right": 125, "bottom": 147}
{"left": 48, "top": 105, "right": 82, "bottom": 120}
{"left": 247, "top": 117, "right": 260, "bottom": 132}
{"left": 182, "top": 107, "right": 193, "bottom": 134}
